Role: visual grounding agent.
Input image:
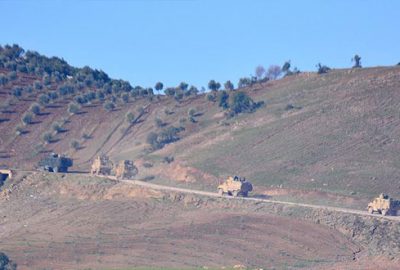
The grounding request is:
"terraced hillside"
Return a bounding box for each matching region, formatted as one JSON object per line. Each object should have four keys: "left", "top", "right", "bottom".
{"left": 1, "top": 45, "right": 400, "bottom": 201}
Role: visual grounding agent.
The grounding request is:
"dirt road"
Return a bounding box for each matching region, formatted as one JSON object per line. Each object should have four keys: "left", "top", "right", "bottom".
{"left": 122, "top": 179, "right": 400, "bottom": 222}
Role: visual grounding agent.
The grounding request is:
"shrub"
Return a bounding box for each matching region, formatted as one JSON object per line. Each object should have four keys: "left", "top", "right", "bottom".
{"left": 282, "top": 60, "right": 291, "bottom": 73}
{"left": 164, "top": 108, "right": 173, "bottom": 115}
{"left": 70, "top": 140, "right": 80, "bottom": 150}
{"left": 121, "top": 93, "right": 130, "bottom": 103}
{"left": 0, "top": 74, "right": 8, "bottom": 86}
{"left": 316, "top": 63, "right": 331, "bottom": 74}
{"left": 208, "top": 80, "right": 221, "bottom": 91}
{"left": 143, "top": 162, "right": 153, "bottom": 168}
{"left": 7, "top": 71, "right": 17, "bottom": 81}
{"left": 0, "top": 251, "right": 17, "bottom": 270}
{"left": 42, "top": 132, "right": 54, "bottom": 143}
{"left": 238, "top": 77, "right": 252, "bottom": 88}
{"left": 178, "top": 82, "right": 189, "bottom": 91}
{"left": 146, "top": 132, "right": 161, "bottom": 150}
{"left": 163, "top": 156, "right": 174, "bottom": 164}
{"left": 164, "top": 87, "right": 176, "bottom": 96}
{"left": 97, "top": 90, "right": 105, "bottom": 101}
{"left": 125, "top": 112, "right": 136, "bottom": 124}
{"left": 103, "top": 101, "right": 115, "bottom": 112}
{"left": 15, "top": 125, "right": 25, "bottom": 136}
{"left": 188, "top": 108, "right": 196, "bottom": 117}
{"left": 206, "top": 93, "right": 216, "bottom": 102}
{"left": 38, "top": 94, "right": 50, "bottom": 106}
{"left": 12, "top": 87, "right": 23, "bottom": 98}
{"left": 155, "top": 82, "right": 164, "bottom": 93}
{"left": 155, "top": 117, "right": 164, "bottom": 128}
{"left": 74, "top": 95, "right": 88, "bottom": 104}
{"left": 227, "top": 91, "right": 264, "bottom": 117}
{"left": 34, "top": 80, "right": 43, "bottom": 90}
{"left": 21, "top": 112, "right": 33, "bottom": 125}
{"left": 224, "top": 80, "right": 234, "bottom": 91}
{"left": 82, "top": 133, "right": 91, "bottom": 140}
{"left": 146, "top": 126, "right": 184, "bottom": 150}
{"left": 255, "top": 65, "right": 266, "bottom": 80}
{"left": 137, "top": 106, "right": 145, "bottom": 116}
{"left": 29, "top": 103, "right": 41, "bottom": 115}
{"left": 217, "top": 90, "right": 229, "bottom": 109}
{"left": 266, "top": 65, "right": 282, "bottom": 80}
{"left": 68, "top": 102, "right": 80, "bottom": 115}
{"left": 52, "top": 122, "right": 64, "bottom": 133}
{"left": 48, "top": 91, "right": 58, "bottom": 101}
{"left": 351, "top": 54, "right": 362, "bottom": 68}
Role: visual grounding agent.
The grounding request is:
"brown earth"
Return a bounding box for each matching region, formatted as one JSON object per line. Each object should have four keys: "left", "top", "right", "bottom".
{"left": 1, "top": 172, "right": 394, "bottom": 270}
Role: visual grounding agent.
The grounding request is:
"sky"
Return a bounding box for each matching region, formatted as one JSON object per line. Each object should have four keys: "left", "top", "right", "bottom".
{"left": 0, "top": 0, "right": 399, "bottom": 89}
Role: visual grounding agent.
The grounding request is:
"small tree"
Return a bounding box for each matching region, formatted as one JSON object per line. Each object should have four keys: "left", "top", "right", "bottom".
{"left": 255, "top": 65, "right": 266, "bottom": 80}
{"left": 224, "top": 80, "right": 234, "bottom": 91}
{"left": 121, "top": 93, "right": 130, "bottom": 103}
{"left": 103, "top": 101, "right": 115, "bottom": 112}
{"left": 21, "top": 112, "right": 33, "bottom": 125}
{"left": 155, "top": 117, "right": 164, "bottom": 128}
{"left": 217, "top": 90, "right": 229, "bottom": 109}
{"left": 266, "top": 65, "right": 282, "bottom": 80}
{"left": 38, "top": 94, "right": 50, "bottom": 106}
{"left": 52, "top": 122, "right": 64, "bottom": 134}
{"left": 70, "top": 140, "right": 81, "bottom": 150}
{"left": 125, "top": 112, "right": 136, "bottom": 124}
{"left": 164, "top": 87, "right": 176, "bottom": 96}
{"left": 155, "top": 82, "right": 164, "bottom": 93}
{"left": 282, "top": 60, "right": 291, "bottom": 73}
{"left": 238, "top": 77, "right": 252, "bottom": 88}
{"left": 68, "top": 102, "right": 80, "bottom": 115}
{"left": 352, "top": 54, "right": 362, "bottom": 68}
{"left": 178, "top": 82, "right": 189, "bottom": 91}
{"left": 29, "top": 103, "right": 41, "bottom": 115}
{"left": 208, "top": 80, "right": 221, "bottom": 91}
{"left": 0, "top": 74, "right": 8, "bottom": 86}
{"left": 316, "top": 63, "right": 330, "bottom": 74}
{"left": 147, "top": 132, "right": 160, "bottom": 150}
{"left": 42, "top": 132, "right": 54, "bottom": 143}
{"left": 12, "top": 87, "right": 23, "bottom": 98}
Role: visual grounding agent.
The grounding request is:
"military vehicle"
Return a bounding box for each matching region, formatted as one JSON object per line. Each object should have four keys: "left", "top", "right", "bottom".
{"left": 217, "top": 176, "right": 253, "bottom": 197}
{"left": 38, "top": 153, "right": 73, "bottom": 173}
{"left": 91, "top": 155, "right": 113, "bottom": 176}
{"left": 367, "top": 193, "right": 400, "bottom": 216}
{"left": 114, "top": 160, "right": 138, "bottom": 180}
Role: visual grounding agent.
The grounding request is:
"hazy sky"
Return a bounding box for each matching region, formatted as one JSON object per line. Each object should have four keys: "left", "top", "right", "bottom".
{"left": 1, "top": 0, "right": 399, "bottom": 88}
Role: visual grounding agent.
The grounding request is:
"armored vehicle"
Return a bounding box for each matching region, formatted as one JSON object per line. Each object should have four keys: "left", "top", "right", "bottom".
{"left": 114, "top": 160, "right": 138, "bottom": 180}
{"left": 91, "top": 155, "right": 113, "bottom": 176}
{"left": 367, "top": 193, "right": 400, "bottom": 216}
{"left": 217, "top": 176, "right": 253, "bottom": 197}
{"left": 38, "top": 153, "right": 73, "bottom": 173}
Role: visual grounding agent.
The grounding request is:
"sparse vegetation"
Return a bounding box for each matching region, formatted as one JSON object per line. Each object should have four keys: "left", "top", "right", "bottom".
{"left": 224, "top": 80, "right": 234, "bottom": 91}
{"left": 163, "top": 156, "right": 174, "bottom": 164}
{"left": 125, "top": 112, "right": 136, "bottom": 124}
{"left": 70, "top": 140, "right": 81, "bottom": 150}
{"left": 155, "top": 117, "right": 165, "bottom": 128}
{"left": 42, "top": 132, "right": 54, "bottom": 143}
{"left": 103, "top": 101, "right": 115, "bottom": 112}
{"left": 146, "top": 126, "right": 184, "bottom": 150}
{"left": 68, "top": 102, "right": 80, "bottom": 115}
{"left": 266, "top": 65, "right": 282, "bottom": 80}
{"left": 15, "top": 125, "right": 25, "bottom": 136}
{"left": 38, "top": 94, "right": 50, "bottom": 106}
{"left": 352, "top": 54, "right": 362, "bottom": 68}
{"left": 0, "top": 251, "right": 17, "bottom": 270}
{"left": 316, "top": 63, "right": 331, "bottom": 74}
{"left": 52, "top": 121, "right": 65, "bottom": 134}
{"left": 208, "top": 80, "right": 221, "bottom": 91}
{"left": 21, "top": 112, "right": 33, "bottom": 125}
{"left": 29, "top": 103, "right": 41, "bottom": 115}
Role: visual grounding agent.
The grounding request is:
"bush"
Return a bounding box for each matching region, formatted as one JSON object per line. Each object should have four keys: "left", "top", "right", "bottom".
{"left": 7, "top": 71, "right": 17, "bottom": 81}
{"left": 188, "top": 108, "right": 196, "bottom": 117}
{"left": 0, "top": 74, "right": 8, "bottom": 86}
{"left": 217, "top": 90, "right": 229, "bottom": 109}
{"left": 266, "top": 65, "right": 282, "bottom": 80}
{"left": 38, "top": 94, "right": 50, "bottom": 106}
{"left": 68, "top": 102, "right": 80, "bottom": 115}
{"left": 0, "top": 251, "right": 17, "bottom": 270}
{"left": 52, "top": 121, "right": 64, "bottom": 133}
{"left": 316, "top": 63, "right": 330, "bottom": 74}
{"left": 164, "top": 87, "right": 176, "bottom": 96}
{"left": 125, "top": 112, "right": 136, "bottom": 124}
{"left": 163, "top": 156, "right": 174, "bottom": 164}
{"left": 15, "top": 125, "right": 25, "bottom": 136}
{"left": 155, "top": 82, "right": 164, "bottom": 93}
{"left": 351, "top": 54, "right": 362, "bottom": 68}
{"left": 103, "top": 101, "right": 115, "bottom": 112}
{"left": 146, "top": 126, "right": 184, "bottom": 150}
{"left": 155, "top": 117, "right": 164, "bottom": 128}
{"left": 224, "top": 80, "right": 234, "bottom": 91}
{"left": 143, "top": 162, "right": 153, "bottom": 168}
{"left": 21, "top": 112, "right": 33, "bottom": 125}
{"left": 34, "top": 80, "right": 43, "bottom": 90}
{"left": 48, "top": 91, "right": 58, "bottom": 101}
{"left": 227, "top": 91, "right": 264, "bottom": 117}
{"left": 121, "top": 93, "right": 130, "bottom": 103}
{"left": 238, "top": 77, "right": 252, "bottom": 88}
{"left": 146, "top": 132, "right": 161, "bottom": 150}
{"left": 82, "top": 133, "right": 91, "bottom": 140}
{"left": 12, "top": 87, "right": 23, "bottom": 98}
{"left": 70, "top": 140, "right": 80, "bottom": 150}
{"left": 29, "top": 103, "right": 41, "bottom": 115}
{"left": 42, "top": 132, "right": 54, "bottom": 143}
{"left": 206, "top": 93, "right": 216, "bottom": 102}
{"left": 164, "top": 108, "right": 173, "bottom": 115}
{"left": 208, "top": 80, "right": 221, "bottom": 91}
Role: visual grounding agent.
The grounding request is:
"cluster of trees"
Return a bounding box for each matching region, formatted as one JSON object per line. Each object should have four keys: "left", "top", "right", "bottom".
{"left": 163, "top": 81, "right": 199, "bottom": 101}
{"left": 216, "top": 91, "right": 264, "bottom": 117}
{"left": 146, "top": 126, "right": 184, "bottom": 150}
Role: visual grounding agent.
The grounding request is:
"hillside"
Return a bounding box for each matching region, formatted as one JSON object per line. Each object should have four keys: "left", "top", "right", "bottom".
{"left": 1, "top": 45, "right": 400, "bottom": 202}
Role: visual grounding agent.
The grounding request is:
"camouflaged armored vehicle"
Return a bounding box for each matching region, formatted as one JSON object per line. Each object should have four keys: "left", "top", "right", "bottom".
{"left": 38, "top": 153, "right": 73, "bottom": 173}
{"left": 91, "top": 155, "right": 113, "bottom": 176}
{"left": 367, "top": 193, "right": 400, "bottom": 216}
{"left": 114, "top": 160, "right": 138, "bottom": 180}
{"left": 217, "top": 176, "right": 253, "bottom": 197}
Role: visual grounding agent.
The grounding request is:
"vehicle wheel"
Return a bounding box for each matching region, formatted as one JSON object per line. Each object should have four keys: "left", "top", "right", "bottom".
{"left": 232, "top": 190, "right": 238, "bottom": 197}
{"left": 381, "top": 209, "right": 387, "bottom": 216}
{"left": 218, "top": 189, "right": 223, "bottom": 196}
{"left": 368, "top": 207, "right": 373, "bottom": 214}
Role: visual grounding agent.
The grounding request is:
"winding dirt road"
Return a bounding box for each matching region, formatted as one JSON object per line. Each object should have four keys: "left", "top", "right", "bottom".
{"left": 122, "top": 179, "right": 400, "bottom": 222}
